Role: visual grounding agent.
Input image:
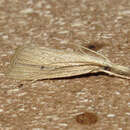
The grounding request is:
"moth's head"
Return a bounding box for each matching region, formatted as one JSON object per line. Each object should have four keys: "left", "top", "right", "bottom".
{"left": 101, "top": 64, "right": 130, "bottom": 79}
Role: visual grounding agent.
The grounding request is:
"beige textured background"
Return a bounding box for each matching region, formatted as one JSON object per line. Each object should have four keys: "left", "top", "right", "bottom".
{"left": 0, "top": 0, "right": 130, "bottom": 129}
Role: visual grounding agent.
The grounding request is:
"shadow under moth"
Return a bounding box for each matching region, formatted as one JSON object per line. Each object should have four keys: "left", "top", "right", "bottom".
{"left": 5, "top": 44, "right": 130, "bottom": 81}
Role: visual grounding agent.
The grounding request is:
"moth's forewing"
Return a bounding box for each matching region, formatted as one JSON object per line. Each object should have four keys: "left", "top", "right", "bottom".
{"left": 5, "top": 45, "right": 101, "bottom": 80}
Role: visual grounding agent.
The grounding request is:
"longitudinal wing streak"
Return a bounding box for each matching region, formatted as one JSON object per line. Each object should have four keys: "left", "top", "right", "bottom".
{"left": 30, "top": 65, "right": 100, "bottom": 80}
{"left": 7, "top": 64, "right": 99, "bottom": 80}
{"left": 6, "top": 61, "right": 100, "bottom": 80}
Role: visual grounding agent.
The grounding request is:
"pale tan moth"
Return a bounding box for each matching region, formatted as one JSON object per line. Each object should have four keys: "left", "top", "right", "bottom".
{"left": 5, "top": 44, "right": 130, "bottom": 81}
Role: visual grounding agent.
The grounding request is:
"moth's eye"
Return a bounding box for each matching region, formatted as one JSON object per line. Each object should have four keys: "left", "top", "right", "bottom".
{"left": 88, "top": 45, "right": 96, "bottom": 50}
{"left": 104, "top": 66, "right": 111, "bottom": 71}
{"left": 40, "top": 66, "right": 44, "bottom": 69}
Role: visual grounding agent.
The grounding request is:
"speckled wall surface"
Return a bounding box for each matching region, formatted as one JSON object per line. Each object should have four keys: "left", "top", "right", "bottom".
{"left": 0, "top": 0, "right": 130, "bottom": 130}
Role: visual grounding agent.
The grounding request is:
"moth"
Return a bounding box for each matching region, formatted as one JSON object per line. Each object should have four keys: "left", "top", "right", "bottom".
{"left": 5, "top": 44, "right": 130, "bottom": 81}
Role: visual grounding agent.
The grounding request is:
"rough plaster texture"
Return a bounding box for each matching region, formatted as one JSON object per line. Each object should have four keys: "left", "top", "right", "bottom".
{"left": 0, "top": 0, "right": 130, "bottom": 130}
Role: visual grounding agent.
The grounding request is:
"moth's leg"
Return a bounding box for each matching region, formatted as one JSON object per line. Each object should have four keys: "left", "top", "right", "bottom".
{"left": 84, "top": 67, "right": 102, "bottom": 74}
{"left": 31, "top": 78, "right": 40, "bottom": 83}
{"left": 72, "top": 43, "right": 88, "bottom": 55}
{"left": 75, "top": 40, "right": 111, "bottom": 63}
{"left": 76, "top": 44, "right": 87, "bottom": 55}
